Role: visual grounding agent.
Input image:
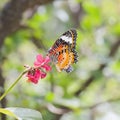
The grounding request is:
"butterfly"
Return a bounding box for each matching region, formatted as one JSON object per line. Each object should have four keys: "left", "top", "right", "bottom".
{"left": 48, "top": 29, "right": 78, "bottom": 73}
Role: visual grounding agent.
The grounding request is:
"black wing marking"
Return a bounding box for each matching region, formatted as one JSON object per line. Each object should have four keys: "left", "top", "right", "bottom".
{"left": 62, "top": 29, "right": 77, "bottom": 49}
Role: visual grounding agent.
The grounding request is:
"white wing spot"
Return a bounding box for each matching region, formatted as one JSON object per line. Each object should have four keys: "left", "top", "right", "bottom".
{"left": 60, "top": 36, "right": 72, "bottom": 44}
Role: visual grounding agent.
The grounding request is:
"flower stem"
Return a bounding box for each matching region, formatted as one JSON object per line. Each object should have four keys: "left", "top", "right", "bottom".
{"left": 0, "top": 70, "right": 28, "bottom": 101}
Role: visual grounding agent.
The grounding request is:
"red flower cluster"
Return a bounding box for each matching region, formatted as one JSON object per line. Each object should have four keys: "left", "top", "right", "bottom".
{"left": 26, "top": 54, "right": 51, "bottom": 84}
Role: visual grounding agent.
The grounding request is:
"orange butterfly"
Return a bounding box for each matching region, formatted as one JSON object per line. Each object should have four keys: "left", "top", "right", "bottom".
{"left": 48, "top": 29, "right": 78, "bottom": 73}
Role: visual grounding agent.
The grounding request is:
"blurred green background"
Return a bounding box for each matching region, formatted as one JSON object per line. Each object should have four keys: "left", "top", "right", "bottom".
{"left": 0, "top": 0, "right": 120, "bottom": 120}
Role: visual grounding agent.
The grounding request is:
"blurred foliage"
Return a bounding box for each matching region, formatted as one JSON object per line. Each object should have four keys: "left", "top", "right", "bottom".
{"left": 0, "top": 0, "right": 120, "bottom": 120}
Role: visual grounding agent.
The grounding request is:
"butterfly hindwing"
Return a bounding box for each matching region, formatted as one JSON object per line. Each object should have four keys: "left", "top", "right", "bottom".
{"left": 48, "top": 29, "right": 78, "bottom": 72}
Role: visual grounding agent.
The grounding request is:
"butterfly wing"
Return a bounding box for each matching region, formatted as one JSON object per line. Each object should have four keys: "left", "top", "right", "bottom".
{"left": 48, "top": 29, "right": 78, "bottom": 72}
{"left": 61, "top": 29, "right": 77, "bottom": 49}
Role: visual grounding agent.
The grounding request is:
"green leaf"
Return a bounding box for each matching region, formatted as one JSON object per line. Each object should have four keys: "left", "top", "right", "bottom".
{"left": 0, "top": 108, "right": 17, "bottom": 119}
{"left": 6, "top": 107, "right": 43, "bottom": 120}
{"left": 45, "top": 92, "right": 55, "bottom": 102}
{"left": 83, "top": 1, "right": 100, "bottom": 16}
{"left": 54, "top": 98, "right": 80, "bottom": 110}
{"left": 110, "top": 23, "right": 120, "bottom": 35}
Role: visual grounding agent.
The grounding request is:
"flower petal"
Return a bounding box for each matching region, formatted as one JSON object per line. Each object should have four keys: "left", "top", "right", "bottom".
{"left": 44, "top": 56, "right": 51, "bottom": 64}
{"left": 42, "top": 64, "right": 52, "bottom": 72}
{"left": 34, "top": 54, "right": 44, "bottom": 67}
{"left": 41, "top": 71, "right": 46, "bottom": 79}
{"left": 34, "top": 55, "right": 51, "bottom": 67}
{"left": 34, "top": 60, "right": 41, "bottom": 67}
{"left": 26, "top": 69, "right": 41, "bottom": 84}
{"left": 36, "top": 54, "right": 44, "bottom": 63}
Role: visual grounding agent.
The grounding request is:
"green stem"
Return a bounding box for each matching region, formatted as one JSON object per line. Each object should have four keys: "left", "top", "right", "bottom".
{"left": 0, "top": 70, "right": 28, "bottom": 101}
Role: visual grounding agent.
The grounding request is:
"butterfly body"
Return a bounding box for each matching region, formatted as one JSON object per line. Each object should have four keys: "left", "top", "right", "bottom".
{"left": 48, "top": 29, "right": 78, "bottom": 73}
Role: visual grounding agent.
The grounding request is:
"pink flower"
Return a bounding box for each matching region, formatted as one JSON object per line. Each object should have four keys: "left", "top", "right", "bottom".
{"left": 34, "top": 54, "right": 51, "bottom": 71}
{"left": 26, "top": 54, "right": 51, "bottom": 84}
{"left": 27, "top": 69, "right": 41, "bottom": 84}
{"left": 40, "top": 71, "right": 46, "bottom": 79}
